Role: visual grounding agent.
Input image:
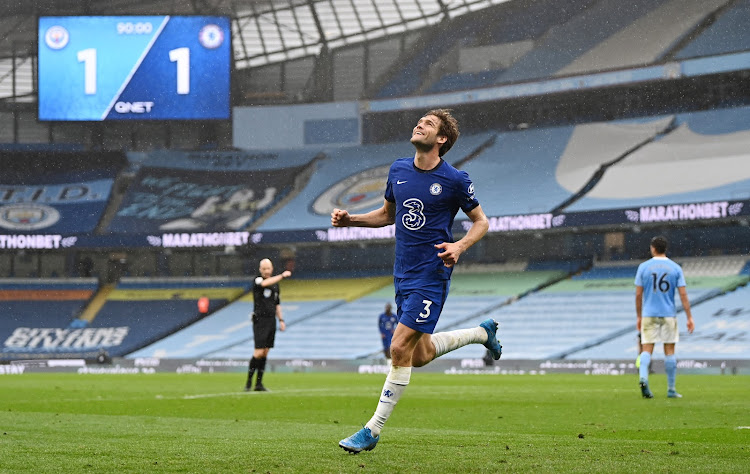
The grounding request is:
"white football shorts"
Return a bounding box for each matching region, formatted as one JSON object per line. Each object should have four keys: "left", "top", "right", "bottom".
{"left": 641, "top": 317, "right": 679, "bottom": 344}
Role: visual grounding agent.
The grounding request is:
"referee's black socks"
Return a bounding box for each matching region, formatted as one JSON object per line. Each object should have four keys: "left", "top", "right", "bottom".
{"left": 256, "top": 357, "right": 267, "bottom": 387}
{"left": 246, "top": 357, "right": 259, "bottom": 388}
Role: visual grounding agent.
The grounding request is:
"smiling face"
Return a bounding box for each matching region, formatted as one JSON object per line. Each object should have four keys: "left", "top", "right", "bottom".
{"left": 410, "top": 114, "right": 447, "bottom": 153}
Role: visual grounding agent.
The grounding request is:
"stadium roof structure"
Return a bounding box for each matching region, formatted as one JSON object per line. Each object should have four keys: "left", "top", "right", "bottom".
{"left": 0, "top": 0, "right": 512, "bottom": 101}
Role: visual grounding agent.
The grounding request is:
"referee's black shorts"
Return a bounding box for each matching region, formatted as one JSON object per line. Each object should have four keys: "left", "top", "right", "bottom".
{"left": 253, "top": 315, "right": 277, "bottom": 349}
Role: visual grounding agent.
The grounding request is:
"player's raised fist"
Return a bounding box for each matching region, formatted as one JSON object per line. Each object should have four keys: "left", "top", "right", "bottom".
{"left": 331, "top": 208, "right": 350, "bottom": 227}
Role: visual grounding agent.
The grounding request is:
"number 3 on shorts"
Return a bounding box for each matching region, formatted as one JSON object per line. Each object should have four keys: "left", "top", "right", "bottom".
{"left": 420, "top": 300, "right": 432, "bottom": 318}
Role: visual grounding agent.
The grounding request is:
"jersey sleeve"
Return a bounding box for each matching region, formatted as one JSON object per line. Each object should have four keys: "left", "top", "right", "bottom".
{"left": 634, "top": 263, "right": 644, "bottom": 287}
{"left": 384, "top": 164, "right": 396, "bottom": 203}
{"left": 676, "top": 267, "right": 687, "bottom": 287}
{"left": 254, "top": 276, "right": 263, "bottom": 286}
{"left": 457, "top": 170, "right": 480, "bottom": 213}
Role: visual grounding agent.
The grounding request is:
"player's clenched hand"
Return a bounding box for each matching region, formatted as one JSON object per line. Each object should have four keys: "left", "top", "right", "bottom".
{"left": 331, "top": 208, "right": 351, "bottom": 227}
{"left": 435, "top": 242, "right": 462, "bottom": 268}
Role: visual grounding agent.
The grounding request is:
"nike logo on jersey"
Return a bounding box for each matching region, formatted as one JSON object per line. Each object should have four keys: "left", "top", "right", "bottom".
{"left": 415, "top": 317, "right": 428, "bottom": 323}
{"left": 397, "top": 180, "right": 407, "bottom": 184}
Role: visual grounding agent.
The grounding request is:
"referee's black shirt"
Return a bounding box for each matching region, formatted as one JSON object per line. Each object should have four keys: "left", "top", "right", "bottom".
{"left": 253, "top": 275, "right": 280, "bottom": 319}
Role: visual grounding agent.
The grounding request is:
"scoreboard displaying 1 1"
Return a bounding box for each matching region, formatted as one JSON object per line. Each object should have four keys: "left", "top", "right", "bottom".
{"left": 38, "top": 16, "right": 231, "bottom": 121}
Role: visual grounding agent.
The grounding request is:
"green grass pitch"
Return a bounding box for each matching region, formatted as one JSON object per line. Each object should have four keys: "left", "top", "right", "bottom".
{"left": 0, "top": 372, "right": 747, "bottom": 472}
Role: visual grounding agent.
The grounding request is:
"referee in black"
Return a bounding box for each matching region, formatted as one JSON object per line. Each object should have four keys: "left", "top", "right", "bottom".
{"left": 244, "top": 258, "right": 291, "bottom": 392}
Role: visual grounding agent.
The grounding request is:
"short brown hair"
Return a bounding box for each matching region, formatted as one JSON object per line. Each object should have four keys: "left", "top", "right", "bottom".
{"left": 650, "top": 236, "right": 668, "bottom": 254}
{"left": 425, "top": 109, "right": 460, "bottom": 157}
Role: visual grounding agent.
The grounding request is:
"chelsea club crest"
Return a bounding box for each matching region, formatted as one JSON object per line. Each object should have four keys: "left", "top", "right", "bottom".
{"left": 429, "top": 183, "right": 442, "bottom": 196}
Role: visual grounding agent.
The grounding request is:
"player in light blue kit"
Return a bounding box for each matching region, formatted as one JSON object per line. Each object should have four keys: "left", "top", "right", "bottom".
{"left": 331, "top": 109, "right": 502, "bottom": 453}
{"left": 635, "top": 236, "right": 695, "bottom": 399}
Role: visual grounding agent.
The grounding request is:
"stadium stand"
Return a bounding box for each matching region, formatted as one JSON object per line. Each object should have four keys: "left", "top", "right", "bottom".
{"left": 674, "top": 0, "right": 750, "bottom": 59}
{"left": 407, "top": 0, "right": 737, "bottom": 95}
{"left": 86, "top": 277, "right": 250, "bottom": 356}
{"left": 0, "top": 151, "right": 126, "bottom": 234}
{"left": 489, "top": 0, "right": 667, "bottom": 83}
{"left": 258, "top": 131, "right": 496, "bottom": 231}
{"left": 423, "top": 0, "right": 596, "bottom": 94}
{"left": 0, "top": 278, "right": 99, "bottom": 360}
{"left": 1, "top": 0, "right": 748, "bottom": 367}
{"left": 471, "top": 256, "right": 750, "bottom": 360}
{"left": 565, "top": 105, "right": 750, "bottom": 212}
{"left": 129, "top": 276, "right": 392, "bottom": 359}
{"left": 552, "top": 256, "right": 750, "bottom": 359}
{"left": 556, "top": 0, "right": 729, "bottom": 76}
{"left": 571, "top": 281, "right": 750, "bottom": 360}
{"left": 107, "top": 149, "right": 319, "bottom": 233}
{"left": 457, "top": 116, "right": 672, "bottom": 215}
{"left": 128, "top": 266, "right": 577, "bottom": 360}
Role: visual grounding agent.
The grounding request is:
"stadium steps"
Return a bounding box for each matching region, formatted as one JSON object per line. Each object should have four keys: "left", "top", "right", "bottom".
{"left": 353, "top": 267, "right": 585, "bottom": 359}
{"left": 659, "top": 0, "right": 740, "bottom": 61}
{"left": 94, "top": 171, "right": 135, "bottom": 234}
{"left": 77, "top": 284, "right": 116, "bottom": 323}
{"left": 552, "top": 273, "right": 750, "bottom": 359}
{"left": 191, "top": 276, "right": 393, "bottom": 358}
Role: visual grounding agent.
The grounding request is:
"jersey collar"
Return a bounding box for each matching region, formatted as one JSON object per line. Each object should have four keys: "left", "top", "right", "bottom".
{"left": 413, "top": 158, "right": 444, "bottom": 173}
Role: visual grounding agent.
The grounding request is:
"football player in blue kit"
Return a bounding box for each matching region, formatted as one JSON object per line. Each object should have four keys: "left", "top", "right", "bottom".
{"left": 332, "top": 109, "right": 503, "bottom": 453}
{"left": 635, "top": 236, "right": 695, "bottom": 398}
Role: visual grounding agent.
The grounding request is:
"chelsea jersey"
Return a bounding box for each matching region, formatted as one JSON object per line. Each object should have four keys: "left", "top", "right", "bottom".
{"left": 384, "top": 157, "right": 479, "bottom": 281}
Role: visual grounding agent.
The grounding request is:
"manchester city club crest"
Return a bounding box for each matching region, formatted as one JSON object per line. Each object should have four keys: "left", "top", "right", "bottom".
{"left": 312, "top": 165, "right": 390, "bottom": 215}
{"left": 430, "top": 183, "right": 442, "bottom": 196}
{"left": 0, "top": 204, "right": 61, "bottom": 231}
{"left": 44, "top": 25, "right": 69, "bottom": 50}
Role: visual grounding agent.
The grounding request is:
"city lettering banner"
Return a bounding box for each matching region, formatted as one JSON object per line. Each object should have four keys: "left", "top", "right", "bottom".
{"left": 107, "top": 163, "right": 306, "bottom": 233}
{"left": 0, "top": 326, "right": 130, "bottom": 361}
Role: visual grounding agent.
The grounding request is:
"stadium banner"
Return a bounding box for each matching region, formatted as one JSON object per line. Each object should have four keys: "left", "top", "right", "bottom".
{"left": 0, "top": 151, "right": 125, "bottom": 234}
{"left": 1, "top": 326, "right": 130, "bottom": 361}
{"left": 4, "top": 357, "right": 749, "bottom": 374}
{"left": 2, "top": 199, "right": 746, "bottom": 248}
{"left": 106, "top": 162, "right": 307, "bottom": 234}
{"left": 365, "top": 51, "right": 750, "bottom": 113}
{"left": 135, "top": 149, "right": 318, "bottom": 171}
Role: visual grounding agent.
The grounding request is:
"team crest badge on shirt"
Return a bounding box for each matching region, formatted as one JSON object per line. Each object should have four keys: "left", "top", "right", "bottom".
{"left": 429, "top": 183, "right": 442, "bottom": 195}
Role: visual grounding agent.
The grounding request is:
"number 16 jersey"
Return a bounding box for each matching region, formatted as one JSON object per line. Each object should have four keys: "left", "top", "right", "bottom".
{"left": 384, "top": 157, "right": 479, "bottom": 281}
{"left": 635, "top": 256, "right": 686, "bottom": 317}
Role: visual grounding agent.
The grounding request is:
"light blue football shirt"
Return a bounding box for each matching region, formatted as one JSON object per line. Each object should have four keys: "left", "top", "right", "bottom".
{"left": 634, "top": 256, "right": 686, "bottom": 317}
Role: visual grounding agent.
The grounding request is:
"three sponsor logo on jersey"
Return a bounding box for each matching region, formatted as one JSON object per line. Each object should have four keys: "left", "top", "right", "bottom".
{"left": 315, "top": 168, "right": 476, "bottom": 232}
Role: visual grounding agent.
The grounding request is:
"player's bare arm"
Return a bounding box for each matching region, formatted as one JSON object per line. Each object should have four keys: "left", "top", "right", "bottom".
{"left": 678, "top": 287, "right": 695, "bottom": 333}
{"left": 435, "top": 204, "right": 489, "bottom": 267}
{"left": 331, "top": 200, "right": 396, "bottom": 228}
{"left": 635, "top": 286, "right": 644, "bottom": 331}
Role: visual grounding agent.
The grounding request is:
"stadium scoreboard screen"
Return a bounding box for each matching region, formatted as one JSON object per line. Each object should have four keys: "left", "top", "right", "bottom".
{"left": 38, "top": 16, "right": 231, "bottom": 121}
